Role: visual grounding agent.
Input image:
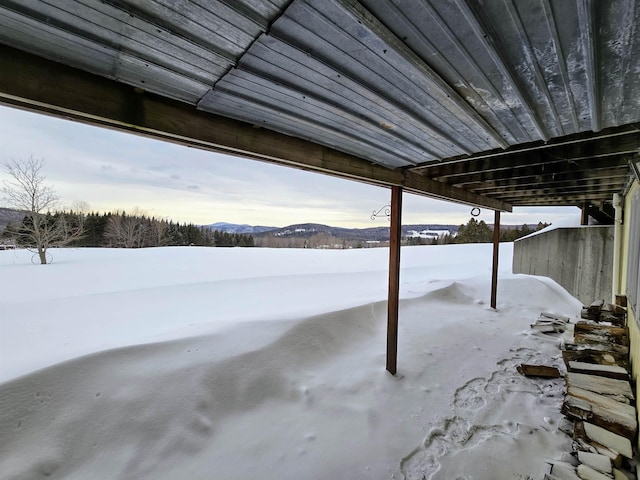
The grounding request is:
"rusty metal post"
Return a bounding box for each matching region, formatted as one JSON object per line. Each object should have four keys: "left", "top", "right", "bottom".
{"left": 387, "top": 186, "right": 403, "bottom": 375}
{"left": 580, "top": 203, "right": 589, "bottom": 225}
{"left": 490, "top": 210, "right": 500, "bottom": 309}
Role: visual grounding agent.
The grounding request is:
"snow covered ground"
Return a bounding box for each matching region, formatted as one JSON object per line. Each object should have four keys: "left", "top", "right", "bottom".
{"left": 0, "top": 244, "right": 582, "bottom": 479}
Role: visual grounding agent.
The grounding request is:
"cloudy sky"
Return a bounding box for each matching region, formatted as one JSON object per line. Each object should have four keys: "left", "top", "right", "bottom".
{"left": 0, "top": 105, "right": 578, "bottom": 228}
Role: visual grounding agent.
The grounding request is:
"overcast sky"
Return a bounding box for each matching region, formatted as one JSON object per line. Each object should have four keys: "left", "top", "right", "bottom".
{"left": 0, "top": 105, "right": 578, "bottom": 228}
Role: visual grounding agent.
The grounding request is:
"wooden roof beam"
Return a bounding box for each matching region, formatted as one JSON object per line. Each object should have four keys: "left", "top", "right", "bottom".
{"left": 464, "top": 168, "right": 630, "bottom": 191}
{"left": 501, "top": 192, "right": 616, "bottom": 204}
{"left": 498, "top": 183, "right": 623, "bottom": 198}
{"left": 509, "top": 196, "right": 613, "bottom": 206}
{"left": 410, "top": 123, "right": 640, "bottom": 173}
{"left": 474, "top": 178, "right": 627, "bottom": 197}
{"left": 432, "top": 155, "right": 633, "bottom": 184}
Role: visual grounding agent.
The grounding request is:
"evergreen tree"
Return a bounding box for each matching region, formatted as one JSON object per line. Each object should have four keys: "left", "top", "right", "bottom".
{"left": 455, "top": 218, "right": 493, "bottom": 243}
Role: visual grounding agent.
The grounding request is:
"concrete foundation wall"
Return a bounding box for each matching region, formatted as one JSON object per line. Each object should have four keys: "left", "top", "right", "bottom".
{"left": 512, "top": 226, "right": 614, "bottom": 305}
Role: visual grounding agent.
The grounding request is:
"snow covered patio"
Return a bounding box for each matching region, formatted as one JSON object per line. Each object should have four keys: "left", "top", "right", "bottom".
{"left": 1, "top": 1, "right": 639, "bottom": 476}
{"left": 0, "top": 244, "right": 585, "bottom": 479}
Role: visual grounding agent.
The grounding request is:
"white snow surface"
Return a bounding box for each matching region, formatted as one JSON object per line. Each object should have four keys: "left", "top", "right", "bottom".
{"left": 0, "top": 244, "right": 583, "bottom": 479}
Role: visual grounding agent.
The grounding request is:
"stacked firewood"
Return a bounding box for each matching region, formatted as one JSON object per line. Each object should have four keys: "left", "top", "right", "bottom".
{"left": 530, "top": 311, "right": 572, "bottom": 334}
{"left": 546, "top": 298, "right": 637, "bottom": 480}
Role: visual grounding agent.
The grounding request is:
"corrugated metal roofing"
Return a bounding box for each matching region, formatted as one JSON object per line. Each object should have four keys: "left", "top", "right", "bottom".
{"left": 0, "top": 0, "right": 638, "bottom": 208}
{"left": 202, "top": 0, "right": 507, "bottom": 167}
{"left": 0, "top": 0, "right": 289, "bottom": 103}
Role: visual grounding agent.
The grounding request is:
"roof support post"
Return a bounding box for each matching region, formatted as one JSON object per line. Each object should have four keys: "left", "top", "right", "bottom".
{"left": 386, "top": 186, "right": 403, "bottom": 375}
{"left": 490, "top": 210, "right": 501, "bottom": 309}
{"left": 580, "top": 202, "right": 590, "bottom": 225}
{"left": 612, "top": 193, "right": 623, "bottom": 303}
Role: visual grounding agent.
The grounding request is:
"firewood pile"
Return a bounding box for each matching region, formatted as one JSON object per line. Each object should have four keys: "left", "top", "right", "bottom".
{"left": 544, "top": 297, "right": 637, "bottom": 480}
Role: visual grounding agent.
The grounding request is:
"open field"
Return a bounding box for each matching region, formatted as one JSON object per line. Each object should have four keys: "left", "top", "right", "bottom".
{"left": 0, "top": 244, "right": 581, "bottom": 479}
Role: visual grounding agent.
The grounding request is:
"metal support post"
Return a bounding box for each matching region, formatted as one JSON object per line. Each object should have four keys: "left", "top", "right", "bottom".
{"left": 387, "top": 186, "right": 402, "bottom": 375}
{"left": 490, "top": 210, "right": 500, "bottom": 309}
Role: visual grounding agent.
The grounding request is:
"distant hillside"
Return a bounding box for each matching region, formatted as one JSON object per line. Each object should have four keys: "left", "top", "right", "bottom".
{"left": 0, "top": 208, "right": 25, "bottom": 232}
{"left": 204, "top": 222, "right": 278, "bottom": 234}
{"left": 209, "top": 222, "right": 543, "bottom": 241}
{"left": 245, "top": 221, "right": 545, "bottom": 248}
{"left": 253, "top": 223, "right": 459, "bottom": 242}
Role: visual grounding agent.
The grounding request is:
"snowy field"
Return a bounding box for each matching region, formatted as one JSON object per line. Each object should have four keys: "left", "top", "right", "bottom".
{"left": 0, "top": 244, "right": 583, "bottom": 479}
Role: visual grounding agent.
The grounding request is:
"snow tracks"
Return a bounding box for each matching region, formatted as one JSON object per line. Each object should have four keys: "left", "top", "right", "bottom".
{"left": 400, "top": 346, "right": 567, "bottom": 480}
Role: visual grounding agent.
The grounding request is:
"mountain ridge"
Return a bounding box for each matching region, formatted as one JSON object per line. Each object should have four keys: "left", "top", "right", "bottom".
{"left": 208, "top": 221, "right": 460, "bottom": 241}
{"left": 204, "top": 222, "right": 278, "bottom": 234}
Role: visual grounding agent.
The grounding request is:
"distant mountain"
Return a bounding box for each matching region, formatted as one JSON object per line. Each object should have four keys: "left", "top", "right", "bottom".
{"left": 203, "top": 221, "right": 543, "bottom": 243}
{"left": 253, "top": 223, "right": 459, "bottom": 242}
{"left": 204, "top": 222, "right": 460, "bottom": 242}
{"left": 204, "top": 222, "right": 279, "bottom": 234}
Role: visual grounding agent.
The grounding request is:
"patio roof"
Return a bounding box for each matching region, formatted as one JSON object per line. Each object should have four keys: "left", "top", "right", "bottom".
{"left": 0, "top": 0, "right": 638, "bottom": 213}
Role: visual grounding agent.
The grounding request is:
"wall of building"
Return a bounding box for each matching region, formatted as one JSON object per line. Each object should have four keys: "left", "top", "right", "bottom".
{"left": 513, "top": 226, "right": 614, "bottom": 305}
{"left": 619, "top": 180, "right": 639, "bottom": 451}
{"left": 628, "top": 309, "right": 639, "bottom": 452}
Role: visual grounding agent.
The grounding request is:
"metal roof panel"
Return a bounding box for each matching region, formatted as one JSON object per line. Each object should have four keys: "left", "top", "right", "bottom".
{"left": 0, "top": 0, "right": 637, "bottom": 208}
{"left": 200, "top": 89, "right": 408, "bottom": 169}
{"left": 271, "top": 0, "right": 504, "bottom": 151}
{"left": 204, "top": 36, "right": 474, "bottom": 161}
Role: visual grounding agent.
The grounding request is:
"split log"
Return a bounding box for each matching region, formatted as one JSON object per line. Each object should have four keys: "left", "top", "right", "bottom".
{"left": 562, "top": 395, "right": 637, "bottom": 440}
{"left": 574, "top": 332, "right": 628, "bottom": 347}
{"left": 600, "top": 304, "right": 627, "bottom": 323}
{"left": 541, "top": 312, "right": 571, "bottom": 322}
{"left": 563, "top": 343, "right": 629, "bottom": 356}
{"left": 604, "top": 319, "right": 626, "bottom": 329}
{"left": 568, "top": 362, "right": 629, "bottom": 381}
{"left": 587, "top": 300, "right": 604, "bottom": 316}
{"left": 549, "top": 462, "right": 582, "bottom": 480}
{"left": 590, "top": 444, "right": 623, "bottom": 469}
{"left": 517, "top": 364, "right": 561, "bottom": 378}
{"left": 573, "top": 439, "right": 622, "bottom": 469}
{"left": 574, "top": 322, "right": 628, "bottom": 337}
{"left": 576, "top": 464, "right": 613, "bottom": 480}
{"left": 575, "top": 422, "right": 634, "bottom": 459}
{"left": 532, "top": 323, "right": 566, "bottom": 334}
{"left": 577, "top": 452, "right": 612, "bottom": 475}
{"left": 559, "top": 418, "right": 575, "bottom": 436}
{"left": 613, "top": 468, "right": 636, "bottom": 480}
{"left": 532, "top": 316, "right": 568, "bottom": 333}
{"left": 574, "top": 323, "right": 628, "bottom": 346}
{"left": 599, "top": 311, "right": 626, "bottom": 326}
{"left": 565, "top": 373, "right": 634, "bottom": 403}
{"left": 614, "top": 295, "right": 627, "bottom": 308}
{"left": 566, "top": 386, "right": 637, "bottom": 438}
{"left": 535, "top": 318, "right": 569, "bottom": 327}
{"left": 563, "top": 395, "right": 596, "bottom": 423}
{"left": 581, "top": 308, "right": 599, "bottom": 321}
{"left": 561, "top": 349, "right": 629, "bottom": 371}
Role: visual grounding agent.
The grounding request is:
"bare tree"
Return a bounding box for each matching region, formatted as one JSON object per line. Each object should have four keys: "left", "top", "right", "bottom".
{"left": 70, "top": 199, "right": 92, "bottom": 229}
{"left": 104, "top": 210, "right": 147, "bottom": 248}
{"left": 149, "top": 217, "right": 168, "bottom": 247}
{"left": 2, "top": 156, "right": 84, "bottom": 264}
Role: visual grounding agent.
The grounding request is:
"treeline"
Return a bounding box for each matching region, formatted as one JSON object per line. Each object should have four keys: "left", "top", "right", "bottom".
{"left": 2, "top": 211, "right": 254, "bottom": 248}
{"left": 256, "top": 219, "right": 549, "bottom": 249}
{"left": 456, "top": 218, "right": 548, "bottom": 244}
{"left": 405, "top": 219, "right": 549, "bottom": 246}
{"left": 255, "top": 232, "right": 379, "bottom": 249}
{"left": 405, "top": 234, "right": 455, "bottom": 246}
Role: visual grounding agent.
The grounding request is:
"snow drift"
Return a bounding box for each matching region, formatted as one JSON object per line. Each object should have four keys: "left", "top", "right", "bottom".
{"left": 0, "top": 244, "right": 583, "bottom": 479}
